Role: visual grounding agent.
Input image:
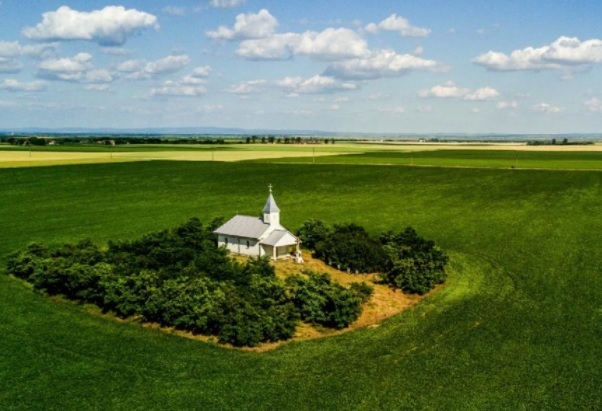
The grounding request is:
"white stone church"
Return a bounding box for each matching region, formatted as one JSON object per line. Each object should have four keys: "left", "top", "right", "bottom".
{"left": 213, "top": 186, "right": 302, "bottom": 262}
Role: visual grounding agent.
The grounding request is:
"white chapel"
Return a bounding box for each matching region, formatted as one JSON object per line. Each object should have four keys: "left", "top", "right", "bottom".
{"left": 213, "top": 186, "right": 302, "bottom": 261}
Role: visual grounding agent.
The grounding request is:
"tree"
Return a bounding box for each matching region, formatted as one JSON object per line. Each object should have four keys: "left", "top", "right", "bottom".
{"left": 314, "top": 223, "right": 388, "bottom": 273}
{"left": 296, "top": 219, "right": 330, "bottom": 250}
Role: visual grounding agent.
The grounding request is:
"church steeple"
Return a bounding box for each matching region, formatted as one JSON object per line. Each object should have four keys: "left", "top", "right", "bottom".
{"left": 262, "top": 184, "right": 280, "bottom": 226}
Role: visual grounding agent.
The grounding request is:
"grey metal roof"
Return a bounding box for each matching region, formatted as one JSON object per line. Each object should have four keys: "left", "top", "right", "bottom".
{"left": 213, "top": 215, "right": 269, "bottom": 239}
{"left": 261, "top": 229, "right": 297, "bottom": 246}
{"left": 262, "top": 193, "right": 280, "bottom": 214}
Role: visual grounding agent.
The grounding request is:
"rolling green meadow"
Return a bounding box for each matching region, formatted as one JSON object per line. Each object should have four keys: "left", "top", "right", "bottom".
{"left": 1, "top": 156, "right": 601, "bottom": 409}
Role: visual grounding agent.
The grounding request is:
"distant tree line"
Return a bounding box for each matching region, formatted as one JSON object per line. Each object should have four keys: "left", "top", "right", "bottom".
{"left": 1, "top": 135, "right": 337, "bottom": 146}
{"left": 5, "top": 218, "right": 370, "bottom": 347}
{"left": 526, "top": 138, "right": 594, "bottom": 146}
{"left": 0, "top": 136, "right": 230, "bottom": 146}
{"left": 297, "top": 220, "right": 449, "bottom": 295}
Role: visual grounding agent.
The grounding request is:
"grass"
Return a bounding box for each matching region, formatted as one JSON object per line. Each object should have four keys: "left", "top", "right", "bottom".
{"left": 260, "top": 149, "right": 602, "bottom": 170}
{"left": 1, "top": 161, "right": 601, "bottom": 409}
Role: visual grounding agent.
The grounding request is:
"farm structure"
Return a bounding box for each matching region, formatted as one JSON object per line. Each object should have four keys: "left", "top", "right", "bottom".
{"left": 213, "top": 186, "right": 302, "bottom": 261}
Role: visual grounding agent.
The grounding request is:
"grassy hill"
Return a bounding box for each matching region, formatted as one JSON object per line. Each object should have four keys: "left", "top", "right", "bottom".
{"left": 1, "top": 161, "right": 601, "bottom": 409}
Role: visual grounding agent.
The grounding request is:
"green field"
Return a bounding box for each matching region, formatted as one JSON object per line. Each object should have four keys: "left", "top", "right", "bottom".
{"left": 261, "top": 149, "right": 602, "bottom": 170}
{"left": 1, "top": 159, "right": 601, "bottom": 409}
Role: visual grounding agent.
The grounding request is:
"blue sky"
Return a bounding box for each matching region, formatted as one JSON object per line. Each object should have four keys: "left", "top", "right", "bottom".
{"left": 1, "top": 0, "right": 602, "bottom": 133}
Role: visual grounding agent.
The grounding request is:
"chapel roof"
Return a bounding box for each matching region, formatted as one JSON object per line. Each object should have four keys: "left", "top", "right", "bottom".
{"left": 213, "top": 215, "right": 269, "bottom": 239}
{"left": 261, "top": 229, "right": 297, "bottom": 247}
{"left": 262, "top": 193, "right": 280, "bottom": 214}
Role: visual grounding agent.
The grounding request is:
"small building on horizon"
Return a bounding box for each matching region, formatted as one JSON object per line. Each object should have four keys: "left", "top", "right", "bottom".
{"left": 213, "top": 186, "right": 302, "bottom": 262}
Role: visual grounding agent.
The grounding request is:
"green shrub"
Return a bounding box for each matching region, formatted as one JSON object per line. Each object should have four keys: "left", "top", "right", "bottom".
{"left": 314, "top": 223, "right": 387, "bottom": 273}
{"left": 286, "top": 272, "right": 363, "bottom": 329}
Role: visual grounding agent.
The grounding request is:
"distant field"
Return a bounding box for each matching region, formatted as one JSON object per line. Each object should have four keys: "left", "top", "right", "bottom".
{"left": 261, "top": 149, "right": 602, "bottom": 170}
{"left": 2, "top": 142, "right": 601, "bottom": 169}
{"left": 1, "top": 161, "right": 601, "bottom": 409}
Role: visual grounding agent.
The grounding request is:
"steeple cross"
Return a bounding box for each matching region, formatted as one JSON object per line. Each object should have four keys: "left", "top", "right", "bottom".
{"left": 268, "top": 183, "right": 273, "bottom": 193}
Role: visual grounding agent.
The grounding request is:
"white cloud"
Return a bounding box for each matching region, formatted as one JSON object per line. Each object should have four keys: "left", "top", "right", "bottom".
{"left": 585, "top": 97, "right": 602, "bottom": 112}
{"left": 85, "top": 84, "right": 110, "bottom": 92}
{"left": 276, "top": 75, "right": 357, "bottom": 95}
{"left": 496, "top": 100, "right": 519, "bottom": 110}
{"left": 236, "top": 33, "right": 296, "bottom": 60}
{"left": 464, "top": 87, "right": 500, "bottom": 101}
{"left": 0, "top": 41, "right": 58, "bottom": 58}
{"left": 236, "top": 28, "right": 369, "bottom": 61}
{"left": 227, "top": 79, "right": 266, "bottom": 94}
{"left": 163, "top": 6, "right": 186, "bottom": 16}
{"left": 0, "top": 57, "right": 23, "bottom": 73}
{"left": 365, "top": 14, "right": 430, "bottom": 37}
{"left": 210, "top": 0, "right": 245, "bottom": 8}
{"left": 419, "top": 81, "right": 500, "bottom": 101}
{"left": 197, "top": 104, "right": 224, "bottom": 113}
{"left": 23, "top": 6, "right": 159, "bottom": 46}
{"left": 473, "top": 36, "right": 602, "bottom": 73}
{"left": 116, "top": 55, "right": 191, "bottom": 79}
{"left": 206, "top": 9, "right": 277, "bottom": 40}
{"left": 325, "top": 49, "right": 445, "bottom": 79}
{"left": 290, "top": 28, "right": 369, "bottom": 61}
{"left": 379, "top": 106, "right": 406, "bottom": 115}
{"left": 335, "top": 96, "right": 350, "bottom": 103}
{"left": 151, "top": 80, "right": 206, "bottom": 97}
{"left": 0, "top": 79, "right": 47, "bottom": 92}
{"left": 191, "top": 65, "right": 212, "bottom": 77}
{"left": 38, "top": 53, "right": 113, "bottom": 83}
{"left": 532, "top": 103, "right": 563, "bottom": 113}
{"left": 330, "top": 104, "right": 340, "bottom": 111}
{"left": 145, "top": 55, "right": 190, "bottom": 74}
{"left": 0, "top": 41, "right": 58, "bottom": 73}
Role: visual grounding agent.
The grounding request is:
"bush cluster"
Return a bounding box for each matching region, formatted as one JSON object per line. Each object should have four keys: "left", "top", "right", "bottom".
{"left": 6, "top": 218, "right": 370, "bottom": 347}
{"left": 297, "top": 220, "right": 449, "bottom": 294}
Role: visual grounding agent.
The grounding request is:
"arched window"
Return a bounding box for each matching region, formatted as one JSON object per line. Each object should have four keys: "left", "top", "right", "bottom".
{"left": 225, "top": 237, "right": 228, "bottom": 246}
{"left": 246, "top": 240, "right": 250, "bottom": 248}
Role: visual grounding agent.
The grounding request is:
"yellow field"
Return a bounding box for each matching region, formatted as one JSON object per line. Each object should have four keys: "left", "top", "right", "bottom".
{"left": 1, "top": 141, "right": 601, "bottom": 168}
{"left": 0, "top": 148, "right": 350, "bottom": 168}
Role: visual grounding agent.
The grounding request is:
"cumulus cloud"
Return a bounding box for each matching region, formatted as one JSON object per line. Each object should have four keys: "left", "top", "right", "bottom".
{"left": 325, "top": 49, "right": 445, "bottom": 79}
{"left": 23, "top": 6, "right": 159, "bottom": 46}
{"left": 236, "top": 28, "right": 369, "bottom": 61}
{"left": 472, "top": 36, "right": 602, "bottom": 73}
{"left": 365, "top": 14, "right": 430, "bottom": 37}
{"left": 291, "top": 28, "right": 369, "bottom": 61}
{"left": 115, "top": 55, "right": 191, "bottom": 79}
{"left": 0, "top": 41, "right": 58, "bottom": 73}
{"left": 0, "top": 41, "right": 58, "bottom": 58}
{"left": 206, "top": 9, "right": 277, "bottom": 40}
{"left": 585, "top": 97, "right": 602, "bottom": 112}
{"left": 0, "top": 79, "right": 47, "bottom": 92}
{"left": 496, "top": 100, "right": 519, "bottom": 110}
{"left": 227, "top": 79, "right": 266, "bottom": 94}
{"left": 378, "top": 106, "right": 406, "bottom": 115}
{"left": 38, "top": 53, "right": 113, "bottom": 83}
{"left": 190, "top": 65, "right": 212, "bottom": 77}
{"left": 151, "top": 80, "right": 207, "bottom": 97}
{"left": 276, "top": 75, "right": 357, "bottom": 96}
{"left": 210, "top": 0, "right": 245, "bottom": 8}
{"left": 85, "top": 84, "right": 110, "bottom": 92}
{"left": 0, "top": 57, "right": 23, "bottom": 73}
{"left": 149, "top": 67, "right": 212, "bottom": 97}
{"left": 418, "top": 81, "right": 500, "bottom": 101}
{"left": 532, "top": 103, "right": 563, "bottom": 113}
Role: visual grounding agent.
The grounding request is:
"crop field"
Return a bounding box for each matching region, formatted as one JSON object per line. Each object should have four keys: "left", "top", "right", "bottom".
{"left": 1, "top": 159, "right": 601, "bottom": 409}
{"left": 261, "top": 149, "right": 602, "bottom": 170}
